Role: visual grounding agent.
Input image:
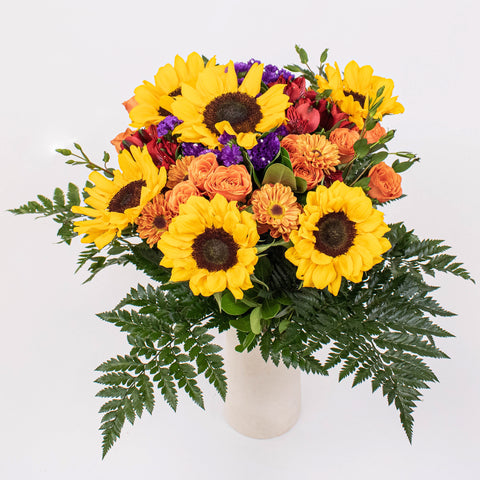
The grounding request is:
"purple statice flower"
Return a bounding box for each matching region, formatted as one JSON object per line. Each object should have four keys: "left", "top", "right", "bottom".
{"left": 217, "top": 144, "right": 243, "bottom": 166}
{"left": 234, "top": 58, "right": 261, "bottom": 78}
{"left": 218, "top": 132, "right": 235, "bottom": 145}
{"left": 156, "top": 115, "right": 182, "bottom": 137}
{"left": 275, "top": 125, "right": 289, "bottom": 139}
{"left": 262, "top": 64, "right": 293, "bottom": 85}
{"left": 181, "top": 142, "right": 210, "bottom": 157}
{"left": 248, "top": 131, "right": 281, "bottom": 170}
{"left": 234, "top": 59, "right": 293, "bottom": 86}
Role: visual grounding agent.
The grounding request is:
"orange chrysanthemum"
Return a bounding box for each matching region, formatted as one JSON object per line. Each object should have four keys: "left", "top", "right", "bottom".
{"left": 166, "top": 156, "right": 195, "bottom": 189}
{"left": 281, "top": 134, "right": 340, "bottom": 174}
{"left": 135, "top": 194, "right": 173, "bottom": 247}
{"left": 251, "top": 183, "right": 302, "bottom": 241}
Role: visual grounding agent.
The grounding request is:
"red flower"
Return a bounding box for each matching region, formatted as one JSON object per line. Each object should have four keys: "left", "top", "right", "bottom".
{"left": 148, "top": 138, "right": 177, "bottom": 169}
{"left": 286, "top": 100, "right": 320, "bottom": 134}
{"left": 324, "top": 169, "right": 343, "bottom": 187}
{"left": 284, "top": 77, "right": 307, "bottom": 102}
{"left": 317, "top": 99, "right": 351, "bottom": 131}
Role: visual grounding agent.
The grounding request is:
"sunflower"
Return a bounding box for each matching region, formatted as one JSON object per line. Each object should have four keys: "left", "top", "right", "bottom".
{"left": 285, "top": 181, "right": 391, "bottom": 295}
{"left": 71, "top": 146, "right": 167, "bottom": 249}
{"left": 251, "top": 183, "right": 302, "bottom": 241}
{"left": 135, "top": 194, "right": 173, "bottom": 247}
{"left": 316, "top": 61, "right": 404, "bottom": 129}
{"left": 129, "top": 52, "right": 218, "bottom": 128}
{"left": 158, "top": 194, "right": 259, "bottom": 299}
{"left": 172, "top": 61, "right": 290, "bottom": 149}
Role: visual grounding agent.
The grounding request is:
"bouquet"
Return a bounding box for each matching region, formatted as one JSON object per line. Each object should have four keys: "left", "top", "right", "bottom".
{"left": 11, "top": 46, "right": 473, "bottom": 457}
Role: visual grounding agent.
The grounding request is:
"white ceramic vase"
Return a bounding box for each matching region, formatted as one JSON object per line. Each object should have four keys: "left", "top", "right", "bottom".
{"left": 223, "top": 328, "right": 301, "bottom": 439}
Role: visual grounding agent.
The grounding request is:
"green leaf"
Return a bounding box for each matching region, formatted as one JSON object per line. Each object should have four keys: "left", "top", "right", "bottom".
{"left": 221, "top": 290, "right": 250, "bottom": 315}
{"left": 353, "top": 177, "right": 371, "bottom": 189}
{"left": 261, "top": 300, "right": 281, "bottom": 320}
{"left": 320, "top": 48, "right": 329, "bottom": 64}
{"left": 250, "top": 306, "right": 263, "bottom": 335}
{"left": 294, "top": 176, "right": 308, "bottom": 193}
{"left": 370, "top": 151, "right": 389, "bottom": 165}
{"left": 230, "top": 315, "right": 251, "bottom": 332}
{"left": 278, "top": 318, "right": 290, "bottom": 333}
{"left": 254, "top": 256, "right": 272, "bottom": 282}
{"left": 235, "top": 332, "right": 256, "bottom": 352}
{"left": 277, "top": 147, "right": 293, "bottom": 170}
{"left": 353, "top": 138, "right": 369, "bottom": 158}
{"left": 53, "top": 188, "right": 65, "bottom": 208}
{"left": 262, "top": 163, "right": 297, "bottom": 190}
{"left": 56, "top": 148, "right": 72, "bottom": 156}
{"left": 295, "top": 44, "right": 309, "bottom": 64}
{"left": 67, "top": 183, "right": 81, "bottom": 206}
{"left": 392, "top": 159, "right": 418, "bottom": 173}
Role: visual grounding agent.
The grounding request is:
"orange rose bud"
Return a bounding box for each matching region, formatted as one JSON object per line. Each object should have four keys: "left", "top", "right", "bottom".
{"left": 292, "top": 158, "right": 324, "bottom": 190}
{"left": 165, "top": 180, "right": 202, "bottom": 215}
{"left": 368, "top": 162, "right": 402, "bottom": 203}
{"left": 204, "top": 164, "right": 252, "bottom": 202}
{"left": 364, "top": 122, "right": 386, "bottom": 144}
{"left": 188, "top": 152, "right": 219, "bottom": 191}
{"left": 329, "top": 128, "right": 360, "bottom": 164}
{"left": 111, "top": 128, "right": 135, "bottom": 153}
{"left": 122, "top": 96, "right": 138, "bottom": 113}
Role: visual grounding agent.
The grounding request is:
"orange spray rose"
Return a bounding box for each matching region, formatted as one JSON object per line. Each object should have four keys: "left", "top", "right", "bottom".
{"left": 364, "top": 122, "right": 386, "bottom": 144}
{"left": 111, "top": 128, "right": 135, "bottom": 153}
{"left": 188, "top": 152, "right": 219, "bottom": 191}
{"left": 122, "top": 96, "right": 138, "bottom": 113}
{"left": 329, "top": 128, "right": 360, "bottom": 164}
{"left": 368, "top": 162, "right": 402, "bottom": 203}
{"left": 165, "top": 180, "right": 202, "bottom": 214}
{"left": 204, "top": 165, "right": 252, "bottom": 202}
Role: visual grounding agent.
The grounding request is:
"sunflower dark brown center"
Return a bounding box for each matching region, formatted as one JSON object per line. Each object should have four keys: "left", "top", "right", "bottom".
{"left": 108, "top": 180, "right": 146, "bottom": 213}
{"left": 153, "top": 215, "right": 167, "bottom": 230}
{"left": 203, "top": 92, "right": 263, "bottom": 134}
{"left": 192, "top": 227, "right": 239, "bottom": 272}
{"left": 344, "top": 89, "right": 366, "bottom": 106}
{"left": 314, "top": 212, "right": 356, "bottom": 257}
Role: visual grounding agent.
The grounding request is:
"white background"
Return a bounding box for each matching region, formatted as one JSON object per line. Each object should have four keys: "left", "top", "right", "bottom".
{"left": 1, "top": 0, "right": 479, "bottom": 478}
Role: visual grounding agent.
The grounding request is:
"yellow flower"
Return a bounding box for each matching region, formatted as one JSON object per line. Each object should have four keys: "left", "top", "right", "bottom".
{"left": 72, "top": 146, "right": 167, "bottom": 249}
{"left": 129, "top": 52, "right": 218, "bottom": 128}
{"left": 316, "top": 60, "right": 404, "bottom": 129}
{"left": 285, "top": 181, "right": 391, "bottom": 295}
{"left": 158, "top": 194, "right": 259, "bottom": 299}
{"left": 172, "top": 61, "right": 290, "bottom": 149}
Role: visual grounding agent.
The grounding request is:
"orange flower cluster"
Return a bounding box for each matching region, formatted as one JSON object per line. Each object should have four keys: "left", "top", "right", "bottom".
{"left": 281, "top": 134, "right": 340, "bottom": 189}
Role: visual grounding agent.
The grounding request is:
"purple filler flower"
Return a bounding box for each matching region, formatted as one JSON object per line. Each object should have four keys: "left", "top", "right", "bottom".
{"left": 217, "top": 144, "right": 243, "bottom": 166}
{"left": 218, "top": 132, "right": 235, "bottom": 145}
{"left": 262, "top": 64, "right": 293, "bottom": 85}
{"left": 248, "top": 131, "right": 281, "bottom": 170}
{"left": 181, "top": 142, "right": 210, "bottom": 157}
{"left": 234, "top": 59, "right": 293, "bottom": 85}
{"left": 156, "top": 115, "right": 182, "bottom": 137}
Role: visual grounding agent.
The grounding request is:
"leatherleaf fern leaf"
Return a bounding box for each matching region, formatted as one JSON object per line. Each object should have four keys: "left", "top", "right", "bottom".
{"left": 8, "top": 182, "right": 84, "bottom": 244}
{"left": 255, "top": 222, "right": 473, "bottom": 443}
{"left": 95, "top": 279, "right": 231, "bottom": 458}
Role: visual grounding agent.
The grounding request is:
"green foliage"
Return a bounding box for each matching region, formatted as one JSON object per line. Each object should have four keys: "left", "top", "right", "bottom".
{"left": 57, "top": 143, "right": 114, "bottom": 178}
{"left": 284, "top": 44, "right": 318, "bottom": 87}
{"left": 9, "top": 183, "right": 83, "bottom": 244}
{"left": 244, "top": 222, "right": 472, "bottom": 443}
{"left": 96, "top": 279, "right": 231, "bottom": 457}
{"left": 76, "top": 240, "right": 133, "bottom": 283}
